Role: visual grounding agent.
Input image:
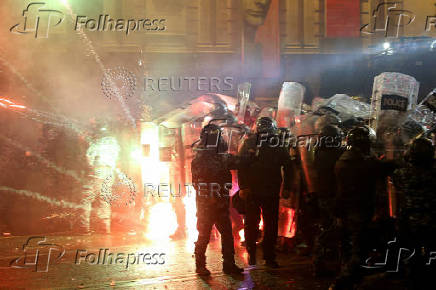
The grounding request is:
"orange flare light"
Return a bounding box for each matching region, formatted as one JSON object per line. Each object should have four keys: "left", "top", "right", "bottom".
{"left": 0, "top": 97, "right": 26, "bottom": 110}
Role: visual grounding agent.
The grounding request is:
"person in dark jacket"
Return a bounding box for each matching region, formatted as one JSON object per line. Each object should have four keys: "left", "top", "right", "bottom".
{"left": 331, "top": 126, "right": 396, "bottom": 290}
{"left": 393, "top": 138, "right": 436, "bottom": 290}
{"left": 192, "top": 123, "right": 248, "bottom": 276}
{"left": 238, "top": 117, "right": 293, "bottom": 268}
{"left": 312, "top": 124, "right": 344, "bottom": 276}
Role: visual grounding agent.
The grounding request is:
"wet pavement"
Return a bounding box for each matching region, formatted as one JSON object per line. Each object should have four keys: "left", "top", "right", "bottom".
{"left": 0, "top": 233, "right": 333, "bottom": 289}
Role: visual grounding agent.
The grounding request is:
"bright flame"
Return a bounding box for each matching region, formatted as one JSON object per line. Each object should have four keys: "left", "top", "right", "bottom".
{"left": 140, "top": 122, "right": 177, "bottom": 240}
{"left": 239, "top": 229, "right": 244, "bottom": 242}
{"left": 183, "top": 190, "right": 198, "bottom": 249}
{"left": 140, "top": 123, "right": 170, "bottom": 187}
{"left": 145, "top": 202, "right": 178, "bottom": 241}
{"left": 130, "top": 147, "right": 142, "bottom": 160}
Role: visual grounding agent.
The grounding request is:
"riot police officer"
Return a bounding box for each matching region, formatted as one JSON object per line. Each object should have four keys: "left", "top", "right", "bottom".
{"left": 312, "top": 124, "right": 344, "bottom": 276}
{"left": 331, "top": 126, "right": 395, "bottom": 290}
{"left": 191, "top": 124, "right": 245, "bottom": 276}
{"left": 393, "top": 138, "right": 436, "bottom": 290}
{"left": 238, "top": 117, "right": 292, "bottom": 268}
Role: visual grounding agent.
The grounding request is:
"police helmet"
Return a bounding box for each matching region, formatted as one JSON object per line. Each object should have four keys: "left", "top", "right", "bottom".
{"left": 346, "top": 126, "right": 373, "bottom": 149}
{"left": 408, "top": 138, "right": 434, "bottom": 166}
{"left": 256, "top": 117, "right": 277, "bottom": 135}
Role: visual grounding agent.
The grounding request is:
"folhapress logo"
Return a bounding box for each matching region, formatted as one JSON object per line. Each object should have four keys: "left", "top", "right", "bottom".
{"left": 10, "top": 2, "right": 64, "bottom": 38}
{"left": 11, "top": 2, "right": 167, "bottom": 38}
{"left": 9, "top": 236, "right": 65, "bottom": 272}
{"left": 360, "top": 2, "right": 415, "bottom": 38}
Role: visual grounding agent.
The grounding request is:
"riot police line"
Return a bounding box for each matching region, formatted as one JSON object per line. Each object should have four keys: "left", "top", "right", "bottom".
{"left": 189, "top": 113, "right": 436, "bottom": 290}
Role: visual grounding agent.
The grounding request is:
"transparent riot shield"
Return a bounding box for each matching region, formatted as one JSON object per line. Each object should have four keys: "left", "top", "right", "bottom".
{"left": 370, "top": 72, "right": 419, "bottom": 158}
{"left": 277, "top": 82, "right": 305, "bottom": 128}
{"left": 404, "top": 89, "right": 436, "bottom": 141}
{"left": 369, "top": 72, "right": 419, "bottom": 218}
{"left": 237, "top": 82, "right": 252, "bottom": 124}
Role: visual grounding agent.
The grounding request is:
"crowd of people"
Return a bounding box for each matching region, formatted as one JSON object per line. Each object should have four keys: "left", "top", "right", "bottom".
{"left": 191, "top": 113, "right": 436, "bottom": 290}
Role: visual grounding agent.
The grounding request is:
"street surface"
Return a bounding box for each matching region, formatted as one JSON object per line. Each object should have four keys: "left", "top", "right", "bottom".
{"left": 0, "top": 233, "right": 333, "bottom": 289}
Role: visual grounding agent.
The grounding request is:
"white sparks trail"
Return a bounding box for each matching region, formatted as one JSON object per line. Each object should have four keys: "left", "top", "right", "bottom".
{"left": 27, "top": 108, "right": 82, "bottom": 126}
{"left": 62, "top": 1, "right": 136, "bottom": 128}
{"left": 0, "top": 134, "right": 84, "bottom": 183}
{"left": 0, "top": 49, "right": 56, "bottom": 111}
{"left": 16, "top": 108, "right": 86, "bottom": 136}
{"left": 0, "top": 186, "right": 86, "bottom": 209}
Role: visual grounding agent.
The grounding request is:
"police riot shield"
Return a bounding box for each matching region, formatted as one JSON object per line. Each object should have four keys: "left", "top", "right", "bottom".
{"left": 237, "top": 82, "right": 252, "bottom": 124}
{"left": 369, "top": 72, "right": 419, "bottom": 158}
{"left": 404, "top": 89, "right": 436, "bottom": 140}
{"left": 369, "top": 72, "right": 419, "bottom": 218}
{"left": 323, "top": 94, "right": 371, "bottom": 121}
{"left": 277, "top": 82, "right": 305, "bottom": 128}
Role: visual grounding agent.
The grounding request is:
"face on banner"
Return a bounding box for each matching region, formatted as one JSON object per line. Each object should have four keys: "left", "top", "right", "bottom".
{"left": 242, "top": 0, "right": 271, "bottom": 26}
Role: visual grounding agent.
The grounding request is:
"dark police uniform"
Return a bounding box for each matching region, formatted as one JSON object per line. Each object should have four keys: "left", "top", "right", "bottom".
{"left": 334, "top": 148, "right": 395, "bottom": 289}
{"left": 393, "top": 159, "right": 436, "bottom": 289}
{"left": 238, "top": 132, "right": 292, "bottom": 264}
{"left": 312, "top": 143, "right": 344, "bottom": 274}
{"left": 192, "top": 150, "right": 246, "bottom": 272}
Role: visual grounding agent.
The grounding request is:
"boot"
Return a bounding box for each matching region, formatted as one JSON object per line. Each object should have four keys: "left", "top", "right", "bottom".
{"left": 196, "top": 265, "right": 211, "bottom": 276}
{"left": 248, "top": 252, "right": 256, "bottom": 266}
{"left": 195, "top": 254, "right": 211, "bottom": 276}
{"left": 223, "top": 260, "right": 244, "bottom": 274}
